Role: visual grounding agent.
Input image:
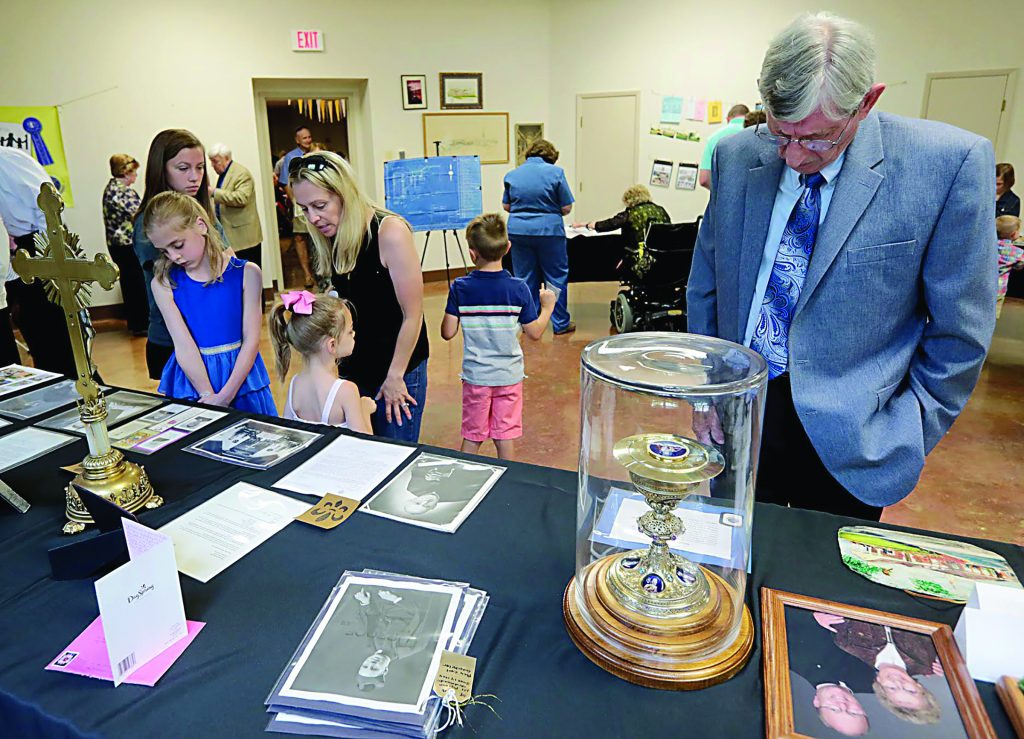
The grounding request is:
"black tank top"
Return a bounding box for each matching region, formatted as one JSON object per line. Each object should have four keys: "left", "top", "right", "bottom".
{"left": 331, "top": 212, "right": 429, "bottom": 397}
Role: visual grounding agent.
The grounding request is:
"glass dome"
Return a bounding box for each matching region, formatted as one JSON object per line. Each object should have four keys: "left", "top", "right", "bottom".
{"left": 564, "top": 332, "right": 767, "bottom": 690}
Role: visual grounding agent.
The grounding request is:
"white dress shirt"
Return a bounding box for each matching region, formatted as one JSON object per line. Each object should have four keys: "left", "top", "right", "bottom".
{"left": 742, "top": 152, "right": 847, "bottom": 347}
{"left": 0, "top": 147, "right": 49, "bottom": 237}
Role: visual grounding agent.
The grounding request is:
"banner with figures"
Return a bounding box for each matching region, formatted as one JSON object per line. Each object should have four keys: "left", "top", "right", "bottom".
{"left": 0, "top": 106, "right": 74, "bottom": 206}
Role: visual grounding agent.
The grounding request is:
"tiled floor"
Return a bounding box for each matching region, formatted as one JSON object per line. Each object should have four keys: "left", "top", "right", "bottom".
{"left": 80, "top": 281, "right": 1024, "bottom": 545}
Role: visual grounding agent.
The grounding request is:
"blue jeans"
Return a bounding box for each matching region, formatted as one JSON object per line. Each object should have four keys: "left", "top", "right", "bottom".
{"left": 510, "top": 234, "right": 571, "bottom": 331}
{"left": 372, "top": 359, "right": 427, "bottom": 443}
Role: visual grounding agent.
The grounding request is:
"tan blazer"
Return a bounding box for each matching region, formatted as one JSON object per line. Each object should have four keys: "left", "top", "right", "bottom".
{"left": 212, "top": 161, "right": 262, "bottom": 251}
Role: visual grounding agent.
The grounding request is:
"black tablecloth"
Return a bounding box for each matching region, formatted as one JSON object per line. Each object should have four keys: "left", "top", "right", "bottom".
{"left": 502, "top": 232, "right": 627, "bottom": 284}
{"left": 0, "top": 389, "right": 1020, "bottom": 738}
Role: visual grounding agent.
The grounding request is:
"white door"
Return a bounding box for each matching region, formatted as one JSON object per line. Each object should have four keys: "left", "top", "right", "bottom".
{"left": 923, "top": 71, "right": 1013, "bottom": 157}
{"left": 575, "top": 93, "right": 639, "bottom": 222}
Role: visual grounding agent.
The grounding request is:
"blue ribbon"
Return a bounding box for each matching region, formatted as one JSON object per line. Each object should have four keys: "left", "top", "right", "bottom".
{"left": 22, "top": 117, "right": 54, "bottom": 166}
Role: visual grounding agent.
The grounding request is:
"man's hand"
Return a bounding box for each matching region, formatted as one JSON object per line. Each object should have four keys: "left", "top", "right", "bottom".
{"left": 813, "top": 612, "right": 846, "bottom": 632}
{"left": 692, "top": 405, "right": 725, "bottom": 445}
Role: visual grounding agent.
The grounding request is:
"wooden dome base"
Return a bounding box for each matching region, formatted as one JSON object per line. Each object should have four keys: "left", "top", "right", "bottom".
{"left": 563, "top": 556, "right": 754, "bottom": 690}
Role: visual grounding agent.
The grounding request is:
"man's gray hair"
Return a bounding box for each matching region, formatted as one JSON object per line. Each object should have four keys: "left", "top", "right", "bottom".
{"left": 758, "top": 12, "right": 876, "bottom": 122}
{"left": 208, "top": 142, "right": 231, "bottom": 158}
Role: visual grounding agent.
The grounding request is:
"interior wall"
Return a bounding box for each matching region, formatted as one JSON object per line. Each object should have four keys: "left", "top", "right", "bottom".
{"left": 1, "top": 0, "right": 551, "bottom": 305}
{"left": 549, "top": 0, "right": 1024, "bottom": 224}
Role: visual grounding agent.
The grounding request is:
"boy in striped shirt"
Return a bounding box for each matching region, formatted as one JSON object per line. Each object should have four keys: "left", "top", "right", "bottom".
{"left": 442, "top": 213, "right": 555, "bottom": 459}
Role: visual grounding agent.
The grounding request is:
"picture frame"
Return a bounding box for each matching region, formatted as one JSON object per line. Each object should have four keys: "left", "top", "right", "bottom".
{"left": 675, "top": 163, "right": 698, "bottom": 191}
{"left": 761, "top": 588, "right": 994, "bottom": 739}
{"left": 422, "top": 112, "right": 509, "bottom": 164}
{"left": 650, "top": 159, "right": 673, "bottom": 188}
{"left": 514, "top": 122, "right": 544, "bottom": 166}
{"left": 996, "top": 676, "right": 1024, "bottom": 738}
{"left": 439, "top": 72, "right": 483, "bottom": 110}
{"left": 400, "top": 74, "right": 427, "bottom": 111}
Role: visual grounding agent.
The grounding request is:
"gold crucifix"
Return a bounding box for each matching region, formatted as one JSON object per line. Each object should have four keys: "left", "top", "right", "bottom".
{"left": 13, "top": 182, "right": 162, "bottom": 534}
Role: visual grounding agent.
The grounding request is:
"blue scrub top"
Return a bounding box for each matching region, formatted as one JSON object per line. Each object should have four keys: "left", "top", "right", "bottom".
{"left": 502, "top": 157, "right": 574, "bottom": 236}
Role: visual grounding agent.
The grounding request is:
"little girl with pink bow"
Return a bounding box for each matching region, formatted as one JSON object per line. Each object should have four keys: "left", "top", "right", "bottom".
{"left": 268, "top": 290, "right": 374, "bottom": 432}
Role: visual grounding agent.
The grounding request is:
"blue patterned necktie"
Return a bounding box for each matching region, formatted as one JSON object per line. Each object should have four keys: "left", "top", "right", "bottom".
{"left": 751, "top": 172, "right": 826, "bottom": 378}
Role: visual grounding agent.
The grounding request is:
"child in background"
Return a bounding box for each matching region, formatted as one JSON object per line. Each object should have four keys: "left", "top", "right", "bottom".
{"left": 144, "top": 191, "right": 276, "bottom": 414}
{"left": 268, "top": 291, "right": 374, "bottom": 432}
{"left": 997, "top": 215, "right": 1024, "bottom": 318}
{"left": 441, "top": 213, "right": 555, "bottom": 460}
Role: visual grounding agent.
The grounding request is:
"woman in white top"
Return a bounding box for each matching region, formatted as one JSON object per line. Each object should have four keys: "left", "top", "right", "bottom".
{"left": 269, "top": 290, "right": 374, "bottom": 432}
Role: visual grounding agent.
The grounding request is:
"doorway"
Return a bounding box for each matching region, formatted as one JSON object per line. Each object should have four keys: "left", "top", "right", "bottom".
{"left": 922, "top": 69, "right": 1016, "bottom": 158}
{"left": 252, "top": 78, "right": 375, "bottom": 293}
{"left": 574, "top": 91, "right": 640, "bottom": 222}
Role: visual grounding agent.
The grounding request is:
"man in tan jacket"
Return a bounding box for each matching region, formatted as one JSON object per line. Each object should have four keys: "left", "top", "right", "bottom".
{"left": 209, "top": 143, "right": 263, "bottom": 267}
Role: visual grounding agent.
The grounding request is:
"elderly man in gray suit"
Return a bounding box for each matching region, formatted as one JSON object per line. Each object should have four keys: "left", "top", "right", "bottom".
{"left": 209, "top": 143, "right": 263, "bottom": 268}
{"left": 687, "top": 12, "right": 995, "bottom": 519}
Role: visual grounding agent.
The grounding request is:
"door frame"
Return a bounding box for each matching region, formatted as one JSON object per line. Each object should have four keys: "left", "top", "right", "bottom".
{"left": 920, "top": 68, "right": 1017, "bottom": 159}
{"left": 574, "top": 90, "right": 641, "bottom": 215}
{"left": 251, "top": 77, "right": 375, "bottom": 290}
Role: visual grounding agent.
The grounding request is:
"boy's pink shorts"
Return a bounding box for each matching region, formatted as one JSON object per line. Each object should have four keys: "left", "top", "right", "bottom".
{"left": 461, "top": 381, "right": 523, "bottom": 442}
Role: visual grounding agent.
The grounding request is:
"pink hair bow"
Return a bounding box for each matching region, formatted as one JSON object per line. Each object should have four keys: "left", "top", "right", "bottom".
{"left": 281, "top": 290, "right": 316, "bottom": 315}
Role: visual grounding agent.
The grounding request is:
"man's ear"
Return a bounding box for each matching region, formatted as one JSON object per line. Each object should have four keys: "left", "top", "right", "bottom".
{"left": 859, "top": 82, "right": 886, "bottom": 118}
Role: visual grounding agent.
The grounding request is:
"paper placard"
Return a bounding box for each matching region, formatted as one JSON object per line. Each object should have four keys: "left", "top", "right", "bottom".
{"left": 94, "top": 522, "right": 187, "bottom": 685}
{"left": 433, "top": 650, "right": 476, "bottom": 704}
{"left": 954, "top": 582, "right": 1024, "bottom": 683}
{"left": 296, "top": 494, "right": 360, "bottom": 529}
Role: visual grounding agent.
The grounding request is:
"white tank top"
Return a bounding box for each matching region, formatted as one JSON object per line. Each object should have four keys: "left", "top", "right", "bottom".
{"left": 283, "top": 376, "right": 349, "bottom": 428}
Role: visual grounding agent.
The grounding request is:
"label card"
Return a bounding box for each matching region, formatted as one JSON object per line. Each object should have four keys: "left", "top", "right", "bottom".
{"left": 93, "top": 522, "right": 186, "bottom": 686}
{"left": 433, "top": 651, "right": 476, "bottom": 704}
{"left": 295, "top": 494, "right": 360, "bottom": 529}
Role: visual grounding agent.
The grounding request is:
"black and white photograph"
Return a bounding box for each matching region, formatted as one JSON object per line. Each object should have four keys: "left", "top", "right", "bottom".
{"left": 362, "top": 453, "right": 504, "bottom": 533}
{"left": 277, "top": 576, "right": 461, "bottom": 715}
{"left": 0, "top": 379, "right": 82, "bottom": 420}
{"left": 185, "top": 419, "right": 321, "bottom": 470}
{"left": 785, "top": 605, "right": 968, "bottom": 738}
{"left": 37, "top": 391, "right": 163, "bottom": 433}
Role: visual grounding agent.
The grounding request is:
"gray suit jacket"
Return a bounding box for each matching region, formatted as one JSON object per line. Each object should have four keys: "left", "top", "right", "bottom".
{"left": 687, "top": 112, "right": 996, "bottom": 506}
{"left": 213, "top": 161, "right": 263, "bottom": 250}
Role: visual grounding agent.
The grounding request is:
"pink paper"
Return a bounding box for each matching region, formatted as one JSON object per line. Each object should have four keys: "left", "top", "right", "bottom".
{"left": 46, "top": 617, "right": 204, "bottom": 687}
{"left": 692, "top": 99, "right": 708, "bottom": 121}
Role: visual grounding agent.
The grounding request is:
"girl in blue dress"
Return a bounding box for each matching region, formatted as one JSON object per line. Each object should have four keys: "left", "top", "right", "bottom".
{"left": 143, "top": 191, "right": 277, "bottom": 415}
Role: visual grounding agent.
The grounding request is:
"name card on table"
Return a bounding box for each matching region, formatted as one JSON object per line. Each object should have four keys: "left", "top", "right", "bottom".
{"left": 94, "top": 519, "right": 187, "bottom": 686}
{"left": 954, "top": 582, "right": 1024, "bottom": 683}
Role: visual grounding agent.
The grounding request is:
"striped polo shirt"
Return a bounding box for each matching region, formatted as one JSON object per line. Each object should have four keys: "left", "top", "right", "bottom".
{"left": 445, "top": 269, "right": 539, "bottom": 386}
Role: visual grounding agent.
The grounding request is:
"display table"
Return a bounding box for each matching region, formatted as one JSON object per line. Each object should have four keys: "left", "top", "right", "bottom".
{"left": 502, "top": 230, "right": 627, "bottom": 285}
{"left": 0, "top": 394, "right": 1020, "bottom": 738}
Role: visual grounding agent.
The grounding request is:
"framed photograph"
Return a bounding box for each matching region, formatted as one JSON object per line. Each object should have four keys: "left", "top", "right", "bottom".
{"left": 272, "top": 574, "right": 462, "bottom": 715}
{"left": 401, "top": 74, "right": 427, "bottom": 110}
{"left": 38, "top": 391, "right": 163, "bottom": 434}
{"left": 362, "top": 452, "right": 504, "bottom": 533}
{"left": 422, "top": 112, "right": 509, "bottom": 164}
{"left": 515, "top": 122, "right": 544, "bottom": 166}
{"left": 675, "top": 163, "right": 699, "bottom": 191}
{"left": 996, "top": 676, "right": 1024, "bottom": 737}
{"left": 439, "top": 72, "right": 483, "bottom": 110}
{"left": 650, "top": 159, "right": 673, "bottom": 188}
{"left": 762, "top": 588, "right": 993, "bottom": 739}
{"left": 0, "top": 379, "right": 82, "bottom": 420}
{"left": 185, "top": 419, "right": 321, "bottom": 470}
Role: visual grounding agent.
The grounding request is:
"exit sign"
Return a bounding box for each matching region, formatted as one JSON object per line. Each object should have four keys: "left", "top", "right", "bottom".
{"left": 292, "top": 30, "right": 324, "bottom": 52}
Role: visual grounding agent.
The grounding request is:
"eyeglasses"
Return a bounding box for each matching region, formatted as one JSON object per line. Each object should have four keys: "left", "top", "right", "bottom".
{"left": 819, "top": 705, "right": 868, "bottom": 718}
{"left": 755, "top": 114, "right": 856, "bottom": 152}
{"left": 288, "top": 153, "right": 331, "bottom": 176}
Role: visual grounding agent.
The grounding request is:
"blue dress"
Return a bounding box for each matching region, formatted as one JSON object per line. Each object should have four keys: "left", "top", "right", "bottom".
{"left": 158, "top": 258, "right": 277, "bottom": 415}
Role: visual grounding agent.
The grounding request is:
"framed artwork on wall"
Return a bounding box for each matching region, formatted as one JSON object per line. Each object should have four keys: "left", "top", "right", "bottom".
{"left": 761, "top": 588, "right": 993, "bottom": 739}
{"left": 439, "top": 72, "right": 483, "bottom": 110}
{"left": 514, "top": 123, "right": 544, "bottom": 166}
{"left": 423, "top": 112, "right": 509, "bottom": 164}
{"left": 401, "top": 75, "right": 427, "bottom": 110}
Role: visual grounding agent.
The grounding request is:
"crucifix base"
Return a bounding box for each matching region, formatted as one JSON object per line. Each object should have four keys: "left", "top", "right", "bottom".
{"left": 63, "top": 449, "right": 162, "bottom": 535}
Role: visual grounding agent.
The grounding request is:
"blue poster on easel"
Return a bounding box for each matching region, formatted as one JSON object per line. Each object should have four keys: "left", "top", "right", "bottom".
{"left": 383, "top": 155, "right": 483, "bottom": 233}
